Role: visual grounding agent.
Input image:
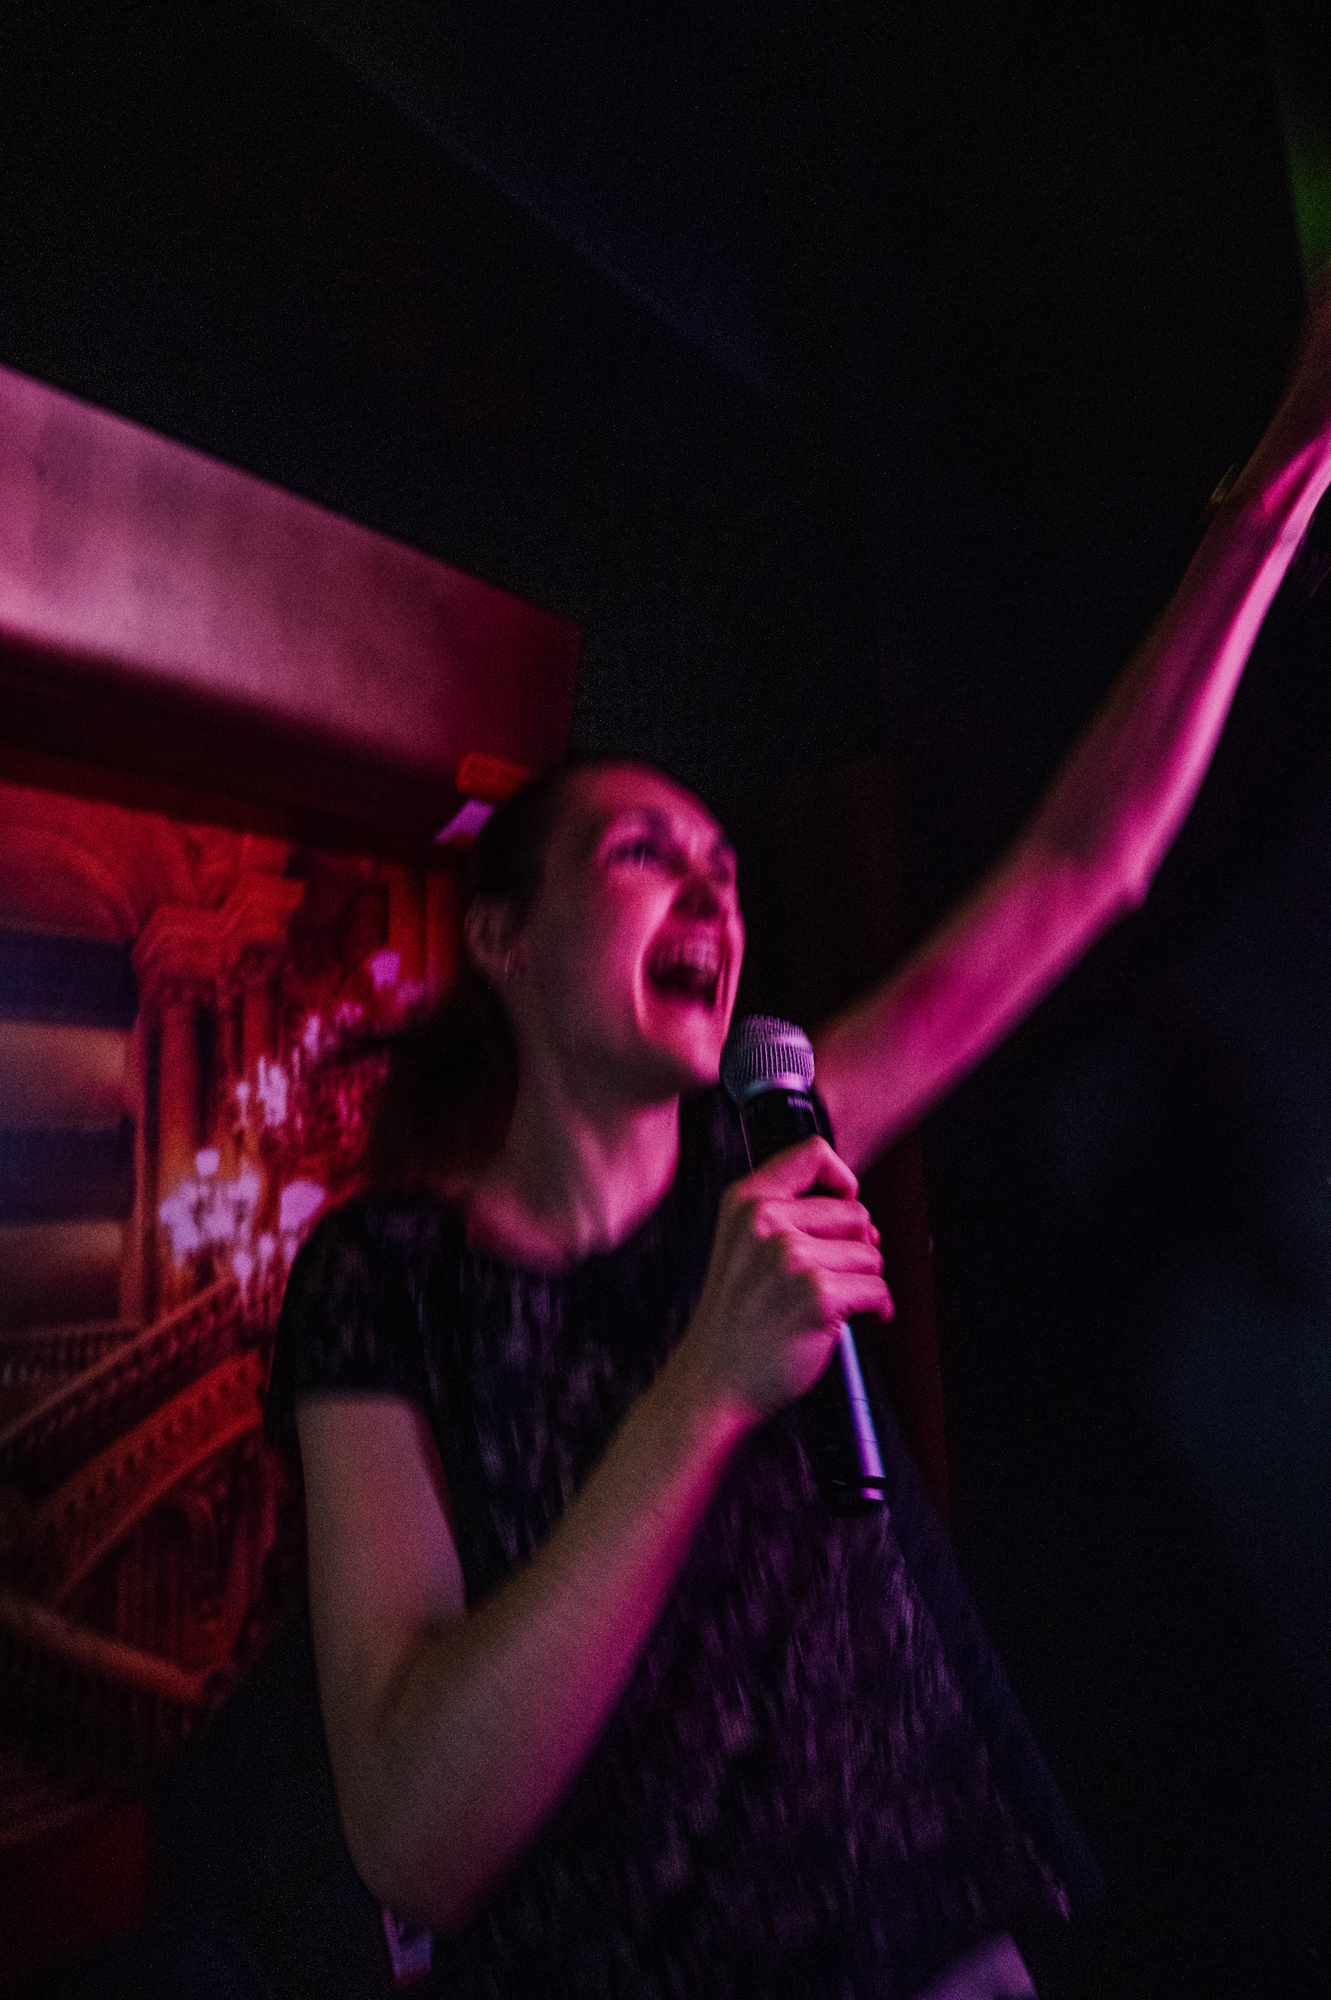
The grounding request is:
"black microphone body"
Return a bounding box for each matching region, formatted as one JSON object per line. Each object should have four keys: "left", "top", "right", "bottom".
{"left": 721, "top": 1017, "right": 889, "bottom": 1515}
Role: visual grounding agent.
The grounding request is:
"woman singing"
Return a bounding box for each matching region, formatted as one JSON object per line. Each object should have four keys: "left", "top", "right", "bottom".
{"left": 266, "top": 274, "right": 1331, "bottom": 1997}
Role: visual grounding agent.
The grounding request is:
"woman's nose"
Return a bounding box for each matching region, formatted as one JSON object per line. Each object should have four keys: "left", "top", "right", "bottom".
{"left": 674, "top": 868, "right": 723, "bottom": 917}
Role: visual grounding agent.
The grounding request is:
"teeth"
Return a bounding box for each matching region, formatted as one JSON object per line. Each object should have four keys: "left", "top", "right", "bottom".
{"left": 647, "top": 934, "right": 722, "bottom": 995}
{"left": 653, "top": 942, "right": 719, "bottom": 975}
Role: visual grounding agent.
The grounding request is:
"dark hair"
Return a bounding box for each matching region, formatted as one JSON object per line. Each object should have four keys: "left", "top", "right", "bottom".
{"left": 359, "top": 761, "right": 584, "bottom": 1192}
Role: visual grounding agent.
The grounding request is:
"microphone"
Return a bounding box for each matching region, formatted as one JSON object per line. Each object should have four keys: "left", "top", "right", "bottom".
{"left": 720, "top": 1015, "right": 889, "bottom": 1513}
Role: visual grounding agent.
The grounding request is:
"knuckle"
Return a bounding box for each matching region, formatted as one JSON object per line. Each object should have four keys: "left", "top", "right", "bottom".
{"left": 773, "top": 1233, "right": 803, "bottom": 1277}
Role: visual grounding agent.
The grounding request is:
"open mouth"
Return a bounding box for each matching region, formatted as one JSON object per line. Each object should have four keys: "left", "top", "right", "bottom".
{"left": 644, "top": 934, "right": 723, "bottom": 1008}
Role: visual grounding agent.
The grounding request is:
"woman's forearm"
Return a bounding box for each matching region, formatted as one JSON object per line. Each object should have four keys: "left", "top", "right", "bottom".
{"left": 309, "top": 1344, "right": 749, "bottom": 1933}
{"left": 1036, "top": 352, "right": 1331, "bottom": 898}
{"left": 817, "top": 279, "right": 1331, "bottom": 1170}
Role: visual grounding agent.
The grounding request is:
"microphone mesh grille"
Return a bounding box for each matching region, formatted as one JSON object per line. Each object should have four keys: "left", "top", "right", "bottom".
{"left": 720, "top": 1015, "right": 816, "bottom": 1101}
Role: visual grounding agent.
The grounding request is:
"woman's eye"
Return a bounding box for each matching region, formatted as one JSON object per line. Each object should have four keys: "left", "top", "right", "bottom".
{"left": 615, "top": 839, "right": 663, "bottom": 867}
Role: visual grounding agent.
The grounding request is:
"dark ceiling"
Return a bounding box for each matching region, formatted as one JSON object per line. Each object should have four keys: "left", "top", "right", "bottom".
{"left": 2, "top": 1, "right": 1312, "bottom": 863}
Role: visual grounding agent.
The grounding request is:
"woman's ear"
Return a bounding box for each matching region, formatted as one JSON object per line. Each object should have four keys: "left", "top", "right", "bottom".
{"left": 464, "top": 897, "right": 521, "bottom": 991}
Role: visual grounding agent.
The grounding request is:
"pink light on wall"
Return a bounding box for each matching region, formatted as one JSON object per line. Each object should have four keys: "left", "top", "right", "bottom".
{"left": 0, "top": 363, "right": 579, "bottom": 795}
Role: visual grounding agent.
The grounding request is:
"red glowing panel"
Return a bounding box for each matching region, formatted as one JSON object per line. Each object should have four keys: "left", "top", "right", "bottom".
{"left": 0, "top": 363, "right": 579, "bottom": 786}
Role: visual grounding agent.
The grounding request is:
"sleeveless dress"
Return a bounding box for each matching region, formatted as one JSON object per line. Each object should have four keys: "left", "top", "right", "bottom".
{"left": 266, "top": 1086, "right": 1099, "bottom": 1999}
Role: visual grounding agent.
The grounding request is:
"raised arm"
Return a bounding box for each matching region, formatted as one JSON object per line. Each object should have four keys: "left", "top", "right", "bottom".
{"left": 815, "top": 271, "right": 1331, "bottom": 1173}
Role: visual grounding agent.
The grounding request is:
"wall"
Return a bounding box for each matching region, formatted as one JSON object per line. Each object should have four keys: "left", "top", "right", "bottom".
{"left": 0, "top": 774, "right": 464, "bottom": 1942}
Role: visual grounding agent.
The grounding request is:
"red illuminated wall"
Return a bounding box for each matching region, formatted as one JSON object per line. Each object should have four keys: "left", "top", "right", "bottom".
{"left": 0, "top": 367, "right": 577, "bottom": 1986}
{"left": 0, "top": 777, "right": 471, "bottom": 1848}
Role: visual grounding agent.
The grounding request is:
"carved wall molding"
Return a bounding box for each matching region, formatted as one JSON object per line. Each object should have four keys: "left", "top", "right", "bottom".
{"left": 0, "top": 1279, "right": 296, "bottom": 1778}
{"left": 156, "top": 1434, "right": 286, "bottom": 1672}
{"left": 0, "top": 826, "right": 142, "bottom": 945}
{"left": 132, "top": 872, "right": 306, "bottom": 1018}
{"left": 218, "top": 873, "right": 305, "bottom": 979}
{"left": 0, "top": 785, "right": 306, "bottom": 989}
{"left": 0, "top": 1278, "right": 242, "bottom": 1499}
{"left": 131, "top": 902, "right": 226, "bottom": 1010}
{"left": 0, "top": 1583, "right": 217, "bottom": 1774}
{"left": 13, "top": 1350, "right": 266, "bottom": 1605}
{"left": 0, "top": 1584, "right": 214, "bottom": 1707}
{"left": 0, "top": 781, "right": 198, "bottom": 942}
{"left": 222, "top": 941, "right": 280, "bottom": 997}
{"left": 0, "top": 1320, "right": 138, "bottom": 1390}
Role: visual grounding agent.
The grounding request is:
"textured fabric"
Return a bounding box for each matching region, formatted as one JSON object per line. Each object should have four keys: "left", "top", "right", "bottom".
{"left": 267, "top": 1087, "right": 1097, "bottom": 1999}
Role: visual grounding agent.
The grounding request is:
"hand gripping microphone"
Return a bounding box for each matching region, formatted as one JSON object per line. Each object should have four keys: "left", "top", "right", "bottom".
{"left": 720, "top": 1016, "right": 888, "bottom": 1513}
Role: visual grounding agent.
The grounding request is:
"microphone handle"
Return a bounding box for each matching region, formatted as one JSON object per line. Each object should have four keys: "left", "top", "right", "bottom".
{"left": 735, "top": 1086, "right": 890, "bottom": 1515}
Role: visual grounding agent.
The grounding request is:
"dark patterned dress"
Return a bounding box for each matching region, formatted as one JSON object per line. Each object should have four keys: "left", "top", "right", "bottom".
{"left": 266, "top": 1086, "right": 1098, "bottom": 1998}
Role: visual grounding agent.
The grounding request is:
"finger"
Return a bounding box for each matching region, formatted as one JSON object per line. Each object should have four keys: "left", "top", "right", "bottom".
{"left": 807, "top": 1271, "right": 895, "bottom": 1326}
{"left": 743, "top": 1137, "right": 857, "bottom": 1201}
{"left": 788, "top": 1236, "right": 886, "bottom": 1275}
{"left": 759, "top": 1196, "right": 879, "bottom": 1242}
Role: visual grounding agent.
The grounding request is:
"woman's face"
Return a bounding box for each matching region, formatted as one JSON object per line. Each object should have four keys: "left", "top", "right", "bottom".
{"left": 503, "top": 763, "right": 745, "bottom": 1103}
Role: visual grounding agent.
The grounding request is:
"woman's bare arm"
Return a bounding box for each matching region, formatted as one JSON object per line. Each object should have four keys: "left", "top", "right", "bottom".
{"left": 300, "top": 1367, "right": 742, "bottom": 1934}
{"left": 815, "top": 272, "right": 1331, "bottom": 1174}
{"left": 299, "top": 1140, "right": 889, "bottom": 1933}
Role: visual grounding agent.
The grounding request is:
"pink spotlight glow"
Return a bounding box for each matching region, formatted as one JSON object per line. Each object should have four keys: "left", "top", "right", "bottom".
{"left": 435, "top": 799, "right": 495, "bottom": 842}
{"left": 368, "top": 949, "right": 402, "bottom": 993}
